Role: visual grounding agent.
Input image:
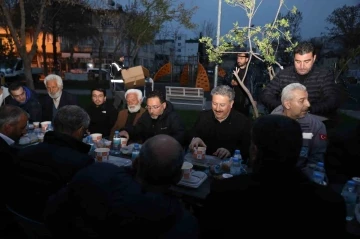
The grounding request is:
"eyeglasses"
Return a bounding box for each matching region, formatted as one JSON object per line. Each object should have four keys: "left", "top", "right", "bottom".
{"left": 145, "top": 105, "right": 162, "bottom": 110}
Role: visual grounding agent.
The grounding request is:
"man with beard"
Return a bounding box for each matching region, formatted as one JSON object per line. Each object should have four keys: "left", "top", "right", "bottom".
{"left": 86, "top": 87, "right": 117, "bottom": 137}
{"left": 42, "top": 74, "right": 78, "bottom": 121}
{"left": 226, "top": 50, "right": 261, "bottom": 116}
{"left": 271, "top": 83, "right": 327, "bottom": 177}
{"left": 260, "top": 41, "right": 340, "bottom": 127}
{"left": 5, "top": 81, "right": 42, "bottom": 122}
{"left": 189, "top": 85, "right": 251, "bottom": 159}
{"left": 119, "top": 90, "right": 185, "bottom": 145}
{"left": 109, "top": 89, "right": 146, "bottom": 140}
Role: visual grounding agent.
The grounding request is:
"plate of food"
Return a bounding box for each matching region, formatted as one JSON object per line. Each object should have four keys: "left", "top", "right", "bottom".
{"left": 120, "top": 143, "right": 142, "bottom": 155}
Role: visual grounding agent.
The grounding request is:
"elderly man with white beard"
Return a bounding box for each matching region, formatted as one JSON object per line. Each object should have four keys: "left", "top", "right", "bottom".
{"left": 109, "top": 89, "right": 146, "bottom": 140}
{"left": 42, "top": 74, "right": 78, "bottom": 121}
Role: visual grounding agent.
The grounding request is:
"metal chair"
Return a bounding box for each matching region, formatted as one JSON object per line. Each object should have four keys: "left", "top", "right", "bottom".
{"left": 6, "top": 204, "right": 52, "bottom": 239}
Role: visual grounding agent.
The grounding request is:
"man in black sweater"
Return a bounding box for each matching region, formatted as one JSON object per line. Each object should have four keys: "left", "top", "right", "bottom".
{"left": 260, "top": 41, "right": 340, "bottom": 125}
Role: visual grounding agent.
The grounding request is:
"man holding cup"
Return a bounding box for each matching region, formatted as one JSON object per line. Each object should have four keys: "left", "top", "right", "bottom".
{"left": 189, "top": 85, "right": 252, "bottom": 159}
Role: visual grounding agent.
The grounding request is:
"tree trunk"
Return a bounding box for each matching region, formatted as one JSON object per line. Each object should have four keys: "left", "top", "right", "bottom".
{"left": 52, "top": 15, "right": 58, "bottom": 75}
{"left": 98, "top": 37, "right": 104, "bottom": 82}
{"left": 23, "top": 57, "right": 34, "bottom": 90}
{"left": 42, "top": 32, "right": 48, "bottom": 75}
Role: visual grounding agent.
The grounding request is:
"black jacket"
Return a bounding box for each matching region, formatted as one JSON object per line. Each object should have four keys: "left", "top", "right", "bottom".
{"left": 200, "top": 167, "right": 346, "bottom": 237}
{"left": 86, "top": 101, "right": 118, "bottom": 137}
{"left": 44, "top": 163, "right": 199, "bottom": 239}
{"left": 125, "top": 101, "right": 185, "bottom": 145}
{"left": 7, "top": 131, "right": 94, "bottom": 221}
{"left": 189, "top": 109, "right": 252, "bottom": 159}
{"left": 260, "top": 65, "right": 340, "bottom": 117}
{"left": 42, "top": 90, "right": 78, "bottom": 121}
{"left": 5, "top": 86, "right": 42, "bottom": 122}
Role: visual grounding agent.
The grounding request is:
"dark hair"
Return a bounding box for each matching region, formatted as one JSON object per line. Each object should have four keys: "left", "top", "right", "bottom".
{"left": 251, "top": 115, "right": 302, "bottom": 168}
{"left": 0, "top": 105, "right": 28, "bottom": 129}
{"left": 137, "top": 134, "right": 184, "bottom": 186}
{"left": 8, "top": 81, "right": 24, "bottom": 92}
{"left": 237, "top": 48, "right": 249, "bottom": 58}
{"left": 293, "top": 41, "right": 315, "bottom": 56}
{"left": 147, "top": 90, "right": 165, "bottom": 104}
{"left": 53, "top": 105, "right": 90, "bottom": 134}
{"left": 91, "top": 87, "right": 106, "bottom": 97}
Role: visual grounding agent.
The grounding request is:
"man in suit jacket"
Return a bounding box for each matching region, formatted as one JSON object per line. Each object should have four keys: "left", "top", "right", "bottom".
{"left": 42, "top": 74, "right": 78, "bottom": 121}
{"left": 0, "top": 105, "right": 28, "bottom": 233}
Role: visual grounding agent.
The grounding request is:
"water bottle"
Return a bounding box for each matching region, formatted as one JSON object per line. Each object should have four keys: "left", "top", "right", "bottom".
{"left": 233, "top": 149, "right": 241, "bottom": 161}
{"left": 312, "top": 162, "right": 325, "bottom": 185}
{"left": 112, "top": 131, "right": 121, "bottom": 155}
{"left": 47, "top": 123, "right": 53, "bottom": 131}
{"left": 86, "top": 135, "right": 95, "bottom": 158}
{"left": 341, "top": 180, "right": 358, "bottom": 221}
{"left": 230, "top": 157, "right": 242, "bottom": 176}
{"left": 131, "top": 143, "right": 140, "bottom": 161}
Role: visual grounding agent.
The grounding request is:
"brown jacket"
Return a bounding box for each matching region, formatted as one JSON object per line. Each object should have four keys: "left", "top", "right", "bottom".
{"left": 109, "top": 107, "right": 146, "bottom": 140}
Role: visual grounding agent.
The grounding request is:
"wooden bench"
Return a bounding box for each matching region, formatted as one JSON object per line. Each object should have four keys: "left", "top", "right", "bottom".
{"left": 165, "top": 86, "right": 206, "bottom": 110}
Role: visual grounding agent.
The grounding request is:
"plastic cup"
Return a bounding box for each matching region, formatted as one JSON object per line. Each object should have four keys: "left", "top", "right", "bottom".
{"left": 120, "top": 137, "right": 128, "bottom": 147}
{"left": 33, "top": 122, "right": 40, "bottom": 128}
{"left": 104, "top": 140, "right": 112, "bottom": 149}
{"left": 94, "top": 148, "right": 110, "bottom": 162}
{"left": 193, "top": 146, "right": 206, "bottom": 160}
{"left": 41, "top": 121, "right": 51, "bottom": 132}
{"left": 182, "top": 162, "right": 193, "bottom": 179}
{"left": 91, "top": 133, "right": 102, "bottom": 142}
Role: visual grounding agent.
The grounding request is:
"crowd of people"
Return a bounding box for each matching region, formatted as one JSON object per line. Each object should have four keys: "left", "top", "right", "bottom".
{"left": 0, "top": 41, "right": 358, "bottom": 238}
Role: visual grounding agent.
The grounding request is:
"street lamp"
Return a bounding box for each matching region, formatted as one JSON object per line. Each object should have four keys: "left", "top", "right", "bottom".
{"left": 214, "top": 0, "right": 222, "bottom": 87}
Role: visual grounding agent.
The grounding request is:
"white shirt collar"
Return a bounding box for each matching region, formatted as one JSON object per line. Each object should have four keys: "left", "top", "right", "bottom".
{"left": 0, "top": 133, "right": 15, "bottom": 145}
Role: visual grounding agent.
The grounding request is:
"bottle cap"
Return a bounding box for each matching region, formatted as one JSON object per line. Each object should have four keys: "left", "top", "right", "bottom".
{"left": 115, "top": 130, "right": 119, "bottom": 133}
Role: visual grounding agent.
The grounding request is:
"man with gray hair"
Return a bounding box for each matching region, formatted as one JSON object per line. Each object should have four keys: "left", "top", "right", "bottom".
{"left": 271, "top": 83, "right": 327, "bottom": 173}
{"left": 189, "top": 85, "right": 251, "bottom": 159}
{"left": 7, "top": 105, "right": 94, "bottom": 222}
{"left": 42, "top": 74, "right": 78, "bottom": 121}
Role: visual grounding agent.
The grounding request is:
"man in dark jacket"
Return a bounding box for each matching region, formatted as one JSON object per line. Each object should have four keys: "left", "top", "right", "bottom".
{"left": 119, "top": 90, "right": 185, "bottom": 145}
{"left": 42, "top": 74, "right": 78, "bottom": 121}
{"left": 224, "top": 50, "right": 261, "bottom": 116}
{"left": 44, "top": 134, "right": 198, "bottom": 239}
{"left": 5, "top": 81, "right": 42, "bottom": 122}
{"left": 86, "top": 87, "right": 117, "bottom": 137}
{"left": 260, "top": 41, "right": 340, "bottom": 120}
{"left": 189, "top": 85, "right": 252, "bottom": 159}
{"left": 7, "top": 105, "right": 94, "bottom": 222}
{"left": 200, "top": 115, "right": 346, "bottom": 237}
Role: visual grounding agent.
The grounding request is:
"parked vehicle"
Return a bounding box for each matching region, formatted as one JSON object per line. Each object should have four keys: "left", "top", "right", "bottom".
{"left": 0, "top": 58, "right": 43, "bottom": 82}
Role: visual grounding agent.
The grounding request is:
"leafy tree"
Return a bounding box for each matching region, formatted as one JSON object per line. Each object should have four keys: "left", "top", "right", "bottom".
{"left": 200, "top": 0, "right": 298, "bottom": 118}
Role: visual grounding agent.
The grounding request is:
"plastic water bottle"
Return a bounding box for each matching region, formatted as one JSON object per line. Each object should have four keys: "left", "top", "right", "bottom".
{"left": 47, "top": 123, "right": 53, "bottom": 131}
{"left": 341, "top": 180, "right": 358, "bottom": 221}
{"left": 86, "top": 135, "right": 95, "bottom": 158}
{"left": 112, "top": 131, "right": 121, "bottom": 155}
{"left": 233, "top": 149, "right": 241, "bottom": 161}
{"left": 131, "top": 143, "right": 140, "bottom": 161}
{"left": 230, "top": 157, "right": 242, "bottom": 176}
{"left": 312, "top": 162, "right": 326, "bottom": 185}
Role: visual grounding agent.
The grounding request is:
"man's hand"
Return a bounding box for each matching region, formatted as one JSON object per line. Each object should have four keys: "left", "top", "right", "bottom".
{"left": 213, "top": 148, "right": 231, "bottom": 159}
{"left": 189, "top": 137, "right": 206, "bottom": 152}
{"left": 119, "top": 130, "right": 129, "bottom": 140}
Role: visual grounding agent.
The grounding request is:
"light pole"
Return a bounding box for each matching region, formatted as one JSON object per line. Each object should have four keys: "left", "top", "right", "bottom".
{"left": 214, "top": 0, "right": 222, "bottom": 88}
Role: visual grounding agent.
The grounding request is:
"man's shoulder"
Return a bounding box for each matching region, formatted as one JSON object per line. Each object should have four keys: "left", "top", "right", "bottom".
{"left": 300, "top": 113, "right": 326, "bottom": 131}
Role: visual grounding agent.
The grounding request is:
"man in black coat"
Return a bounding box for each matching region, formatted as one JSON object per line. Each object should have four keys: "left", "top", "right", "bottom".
{"left": 86, "top": 87, "right": 117, "bottom": 137}
{"left": 200, "top": 115, "right": 346, "bottom": 237}
{"left": 7, "top": 105, "right": 94, "bottom": 222}
{"left": 189, "top": 85, "right": 252, "bottom": 159}
{"left": 42, "top": 74, "right": 78, "bottom": 121}
{"left": 260, "top": 41, "right": 340, "bottom": 122}
{"left": 119, "top": 90, "right": 185, "bottom": 145}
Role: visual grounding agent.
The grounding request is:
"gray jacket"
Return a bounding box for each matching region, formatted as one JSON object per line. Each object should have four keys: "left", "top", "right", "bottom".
{"left": 271, "top": 105, "right": 327, "bottom": 169}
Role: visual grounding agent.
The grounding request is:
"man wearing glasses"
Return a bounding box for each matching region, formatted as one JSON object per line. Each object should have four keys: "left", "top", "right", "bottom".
{"left": 119, "top": 90, "right": 185, "bottom": 145}
{"left": 5, "top": 81, "right": 42, "bottom": 122}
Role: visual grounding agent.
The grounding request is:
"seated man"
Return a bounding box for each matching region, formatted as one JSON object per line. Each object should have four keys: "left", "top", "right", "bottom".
{"left": 86, "top": 87, "right": 117, "bottom": 137}
{"left": 5, "top": 81, "right": 42, "bottom": 122}
{"left": 271, "top": 83, "right": 327, "bottom": 174}
{"left": 189, "top": 85, "right": 251, "bottom": 159}
{"left": 42, "top": 74, "right": 78, "bottom": 121}
{"left": 119, "top": 90, "right": 185, "bottom": 145}
{"left": 44, "top": 135, "right": 198, "bottom": 238}
{"left": 200, "top": 115, "right": 346, "bottom": 237}
{"left": 109, "top": 89, "right": 146, "bottom": 140}
{"left": 7, "top": 105, "right": 94, "bottom": 222}
{"left": 0, "top": 82, "right": 10, "bottom": 106}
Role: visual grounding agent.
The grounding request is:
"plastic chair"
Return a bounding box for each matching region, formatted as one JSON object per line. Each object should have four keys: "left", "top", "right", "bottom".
{"left": 6, "top": 204, "right": 52, "bottom": 239}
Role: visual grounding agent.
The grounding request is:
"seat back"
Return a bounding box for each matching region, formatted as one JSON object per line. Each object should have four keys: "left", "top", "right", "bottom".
{"left": 6, "top": 204, "right": 52, "bottom": 239}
